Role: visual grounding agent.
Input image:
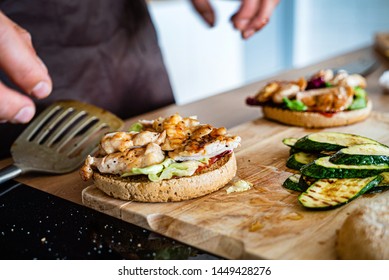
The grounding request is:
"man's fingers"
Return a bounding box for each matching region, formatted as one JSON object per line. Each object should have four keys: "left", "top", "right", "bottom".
{"left": 231, "top": 0, "right": 260, "bottom": 30}
{"left": 0, "top": 82, "right": 35, "bottom": 124}
{"left": 245, "top": 0, "right": 279, "bottom": 37}
{"left": 191, "top": 0, "right": 215, "bottom": 27}
{"left": 231, "top": 0, "right": 280, "bottom": 39}
{"left": 0, "top": 12, "right": 52, "bottom": 99}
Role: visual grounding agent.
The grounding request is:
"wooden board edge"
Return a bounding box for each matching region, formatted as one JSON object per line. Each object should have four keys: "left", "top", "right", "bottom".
{"left": 81, "top": 185, "right": 131, "bottom": 219}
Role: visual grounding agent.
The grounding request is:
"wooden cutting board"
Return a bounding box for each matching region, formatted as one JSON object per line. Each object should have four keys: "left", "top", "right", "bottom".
{"left": 82, "top": 111, "right": 389, "bottom": 259}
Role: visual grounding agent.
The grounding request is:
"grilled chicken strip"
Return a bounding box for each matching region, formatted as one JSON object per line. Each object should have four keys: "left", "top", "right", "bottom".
{"left": 337, "top": 74, "right": 367, "bottom": 88}
{"left": 255, "top": 78, "right": 307, "bottom": 104}
{"left": 168, "top": 125, "right": 241, "bottom": 161}
{"left": 317, "top": 70, "right": 367, "bottom": 88}
{"left": 296, "top": 86, "right": 354, "bottom": 112}
{"left": 310, "top": 69, "right": 334, "bottom": 82}
{"left": 155, "top": 114, "right": 200, "bottom": 151}
{"left": 98, "top": 130, "right": 166, "bottom": 155}
{"left": 80, "top": 143, "right": 165, "bottom": 180}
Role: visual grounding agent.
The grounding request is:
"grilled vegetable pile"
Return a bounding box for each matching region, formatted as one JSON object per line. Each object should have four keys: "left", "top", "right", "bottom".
{"left": 282, "top": 132, "right": 389, "bottom": 209}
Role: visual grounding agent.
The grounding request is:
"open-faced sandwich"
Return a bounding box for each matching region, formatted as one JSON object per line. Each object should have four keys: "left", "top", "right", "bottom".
{"left": 246, "top": 69, "right": 371, "bottom": 128}
{"left": 80, "top": 113, "right": 241, "bottom": 202}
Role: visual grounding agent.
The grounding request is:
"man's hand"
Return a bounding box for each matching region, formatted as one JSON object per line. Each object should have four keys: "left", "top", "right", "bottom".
{"left": 190, "top": 0, "right": 280, "bottom": 39}
{"left": 0, "top": 11, "right": 52, "bottom": 124}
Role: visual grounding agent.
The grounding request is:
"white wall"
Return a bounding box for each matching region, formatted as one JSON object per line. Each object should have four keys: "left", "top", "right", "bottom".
{"left": 242, "top": 0, "right": 294, "bottom": 83}
{"left": 149, "top": 0, "right": 244, "bottom": 105}
{"left": 149, "top": 0, "right": 389, "bottom": 105}
{"left": 293, "top": 0, "right": 389, "bottom": 67}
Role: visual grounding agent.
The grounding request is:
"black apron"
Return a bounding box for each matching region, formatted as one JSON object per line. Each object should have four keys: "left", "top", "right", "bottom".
{"left": 0, "top": 0, "right": 175, "bottom": 158}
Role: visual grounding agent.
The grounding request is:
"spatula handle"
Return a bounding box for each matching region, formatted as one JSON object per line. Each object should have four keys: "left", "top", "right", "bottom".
{"left": 0, "top": 165, "right": 23, "bottom": 184}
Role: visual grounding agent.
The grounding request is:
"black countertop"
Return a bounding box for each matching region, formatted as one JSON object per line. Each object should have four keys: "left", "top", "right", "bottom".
{"left": 0, "top": 181, "right": 220, "bottom": 260}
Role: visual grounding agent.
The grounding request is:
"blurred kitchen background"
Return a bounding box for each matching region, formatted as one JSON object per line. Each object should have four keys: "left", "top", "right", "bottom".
{"left": 148, "top": 0, "right": 389, "bottom": 105}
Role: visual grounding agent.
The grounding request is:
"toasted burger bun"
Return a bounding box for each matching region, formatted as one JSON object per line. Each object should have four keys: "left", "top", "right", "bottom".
{"left": 92, "top": 153, "right": 237, "bottom": 202}
{"left": 262, "top": 99, "right": 372, "bottom": 128}
{"left": 336, "top": 196, "right": 389, "bottom": 260}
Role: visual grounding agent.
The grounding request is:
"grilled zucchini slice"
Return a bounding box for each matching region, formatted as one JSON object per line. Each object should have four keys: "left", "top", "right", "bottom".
{"left": 299, "top": 175, "right": 316, "bottom": 191}
{"left": 283, "top": 137, "right": 302, "bottom": 155}
{"left": 294, "top": 132, "right": 382, "bottom": 153}
{"left": 330, "top": 144, "right": 389, "bottom": 165}
{"left": 283, "top": 174, "right": 315, "bottom": 192}
{"left": 379, "top": 171, "right": 389, "bottom": 185}
{"left": 282, "top": 174, "right": 303, "bottom": 191}
{"left": 298, "top": 175, "right": 383, "bottom": 209}
{"left": 368, "top": 172, "right": 389, "bottom": 193}
{"left": 282, "top": 137, "right": 298, "bottom": 147}
{"left": 286, "top": 152, "right": 319, "bottom": 170}
{"left": 301, "top": 156, "right": 389, "bottom": 179}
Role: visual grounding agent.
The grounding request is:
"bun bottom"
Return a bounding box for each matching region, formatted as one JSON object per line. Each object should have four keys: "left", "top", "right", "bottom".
{"left": 93, "top": 153, "right": 237, "bottom": 202}
{"left": 262, "top": 100, "right": 372, "bottom": 128}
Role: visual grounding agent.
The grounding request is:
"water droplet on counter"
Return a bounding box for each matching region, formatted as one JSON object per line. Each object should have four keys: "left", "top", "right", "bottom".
{"left": 249, "top": 221, "right": 264, "bottom": 232}
{"left": 284, "top": 212, "right": 303, "bottom": 220}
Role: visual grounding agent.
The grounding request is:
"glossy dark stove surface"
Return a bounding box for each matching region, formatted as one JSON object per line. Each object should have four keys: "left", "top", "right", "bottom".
{"left": 0, "top": 181, "right": 219, "bottom": 260}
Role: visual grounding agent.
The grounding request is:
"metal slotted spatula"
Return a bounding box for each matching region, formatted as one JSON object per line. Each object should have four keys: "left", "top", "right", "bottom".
{"left": 0, "top": 100, "right": 124, "bottom": 184}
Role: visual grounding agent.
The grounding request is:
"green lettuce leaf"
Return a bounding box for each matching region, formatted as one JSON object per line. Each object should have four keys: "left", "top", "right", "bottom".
{"left": 158, "top": 161, "right": 201, "bottom": 181}
{"left": 128, "top": 122, "right": 143, "bottom": 132}
{"left": 121, "top": 158, "right": 201, "bottom": 182}
{"left": 283, "top": 97, "right": 307, "bottom": 111}
{"left": 348, "top": 86, "right": 367, "bottom": 110}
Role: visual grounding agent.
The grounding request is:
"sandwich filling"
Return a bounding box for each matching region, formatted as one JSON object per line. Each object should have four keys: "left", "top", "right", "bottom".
{"left": 246, "top": 69, "right": 368, "bottom": 114}
{"left": 80, "top": 114, "right": 241, "bottom": 182}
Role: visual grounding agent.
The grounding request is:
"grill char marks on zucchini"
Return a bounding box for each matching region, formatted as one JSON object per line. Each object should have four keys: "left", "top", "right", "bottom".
{"left": 294, "top": 132, "right": 382, "bottom": 153}
{"left": 330, "top": 144, "right": 389, "bottom": 165}
{"left": 298, "top": 175, "right": 383, "bottom": 209}
{"left": 282, "top": 132, "right": 389, "bottom": 209}
{"left": 300, "top": 156, "right": 389, "bottom": 179}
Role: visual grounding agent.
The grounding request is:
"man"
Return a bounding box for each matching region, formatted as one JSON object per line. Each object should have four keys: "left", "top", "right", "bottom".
{"left": 0, "top": 0, "right": 279, "bottom": 157}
